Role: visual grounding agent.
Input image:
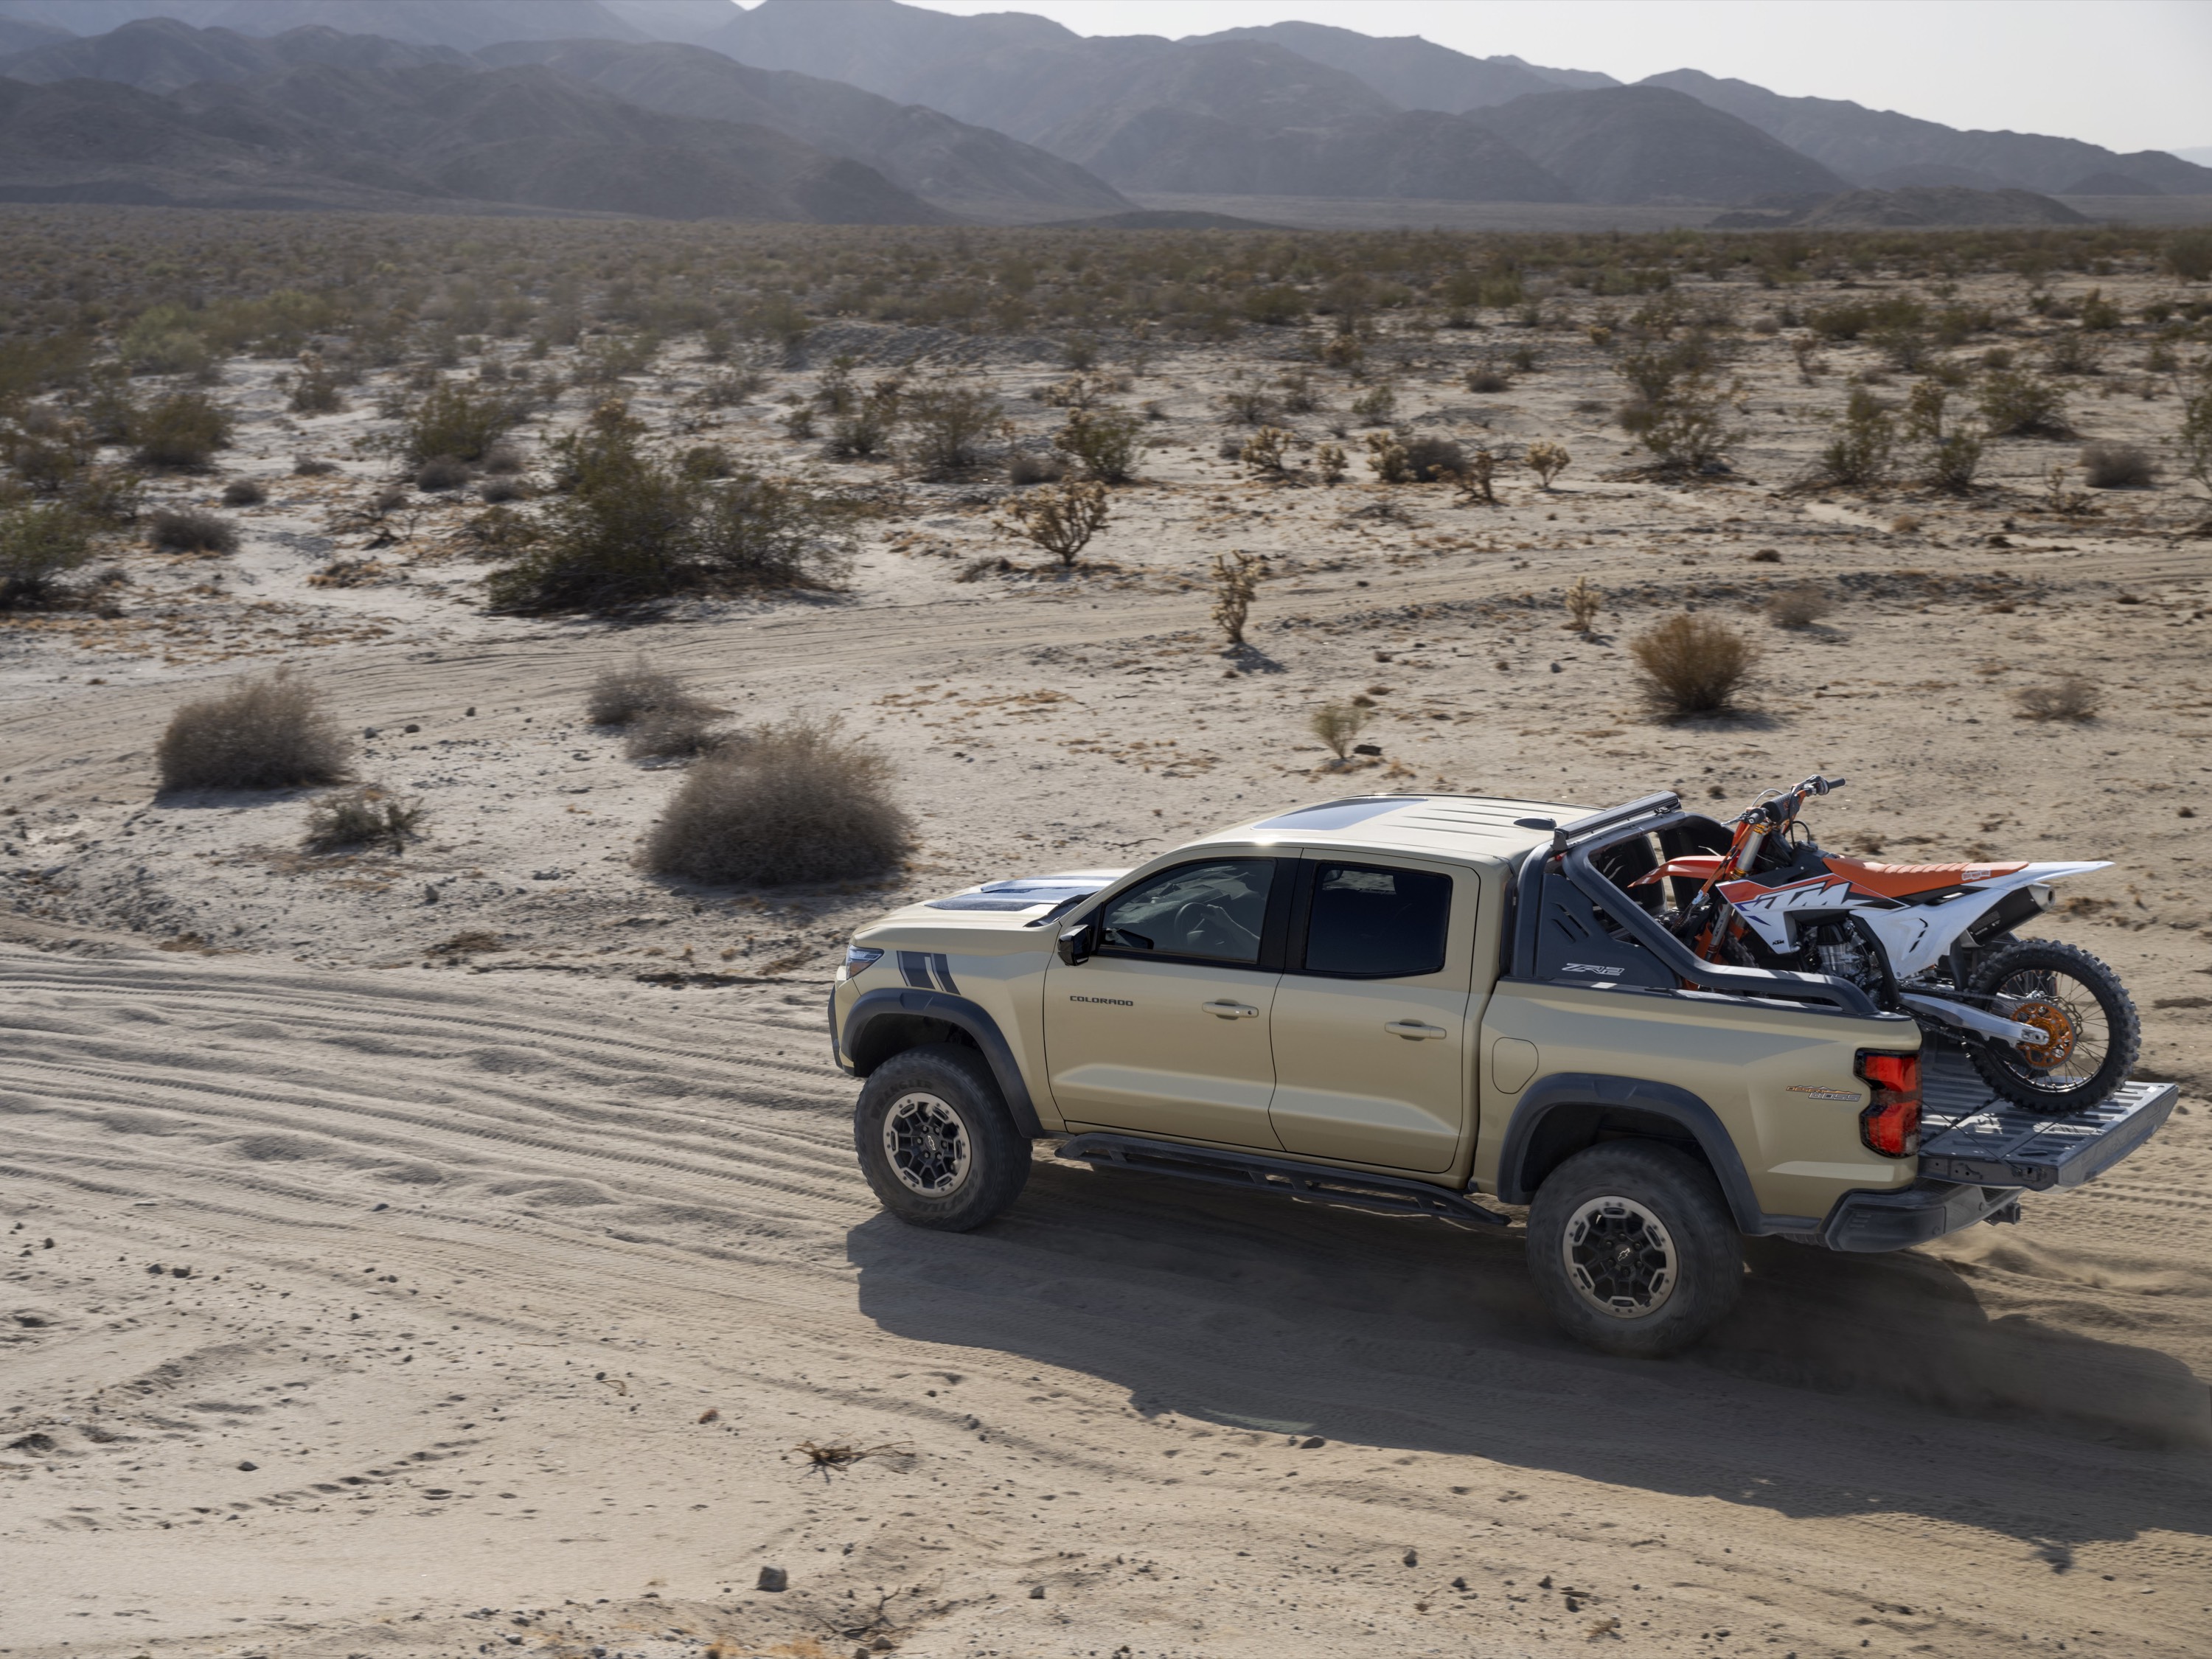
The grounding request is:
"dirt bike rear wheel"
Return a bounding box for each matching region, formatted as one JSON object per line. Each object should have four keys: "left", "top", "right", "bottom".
{"left": 1966, "top": 938, "right": 2140, "bottom": 1113}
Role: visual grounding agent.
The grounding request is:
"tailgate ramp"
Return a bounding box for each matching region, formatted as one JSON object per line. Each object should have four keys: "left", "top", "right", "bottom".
{"left": 1916, "top": 1048, "right": 2177, "bottom": 1192}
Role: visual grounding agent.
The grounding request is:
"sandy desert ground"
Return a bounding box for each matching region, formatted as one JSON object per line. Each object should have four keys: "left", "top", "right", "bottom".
{"left": 4, "top": 240, "right": 2212, "bottom": 1658}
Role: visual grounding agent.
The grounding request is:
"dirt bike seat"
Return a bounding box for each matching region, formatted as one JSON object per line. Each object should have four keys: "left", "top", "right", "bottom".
{"left": 1821, "top": 856, "right": 2026, "bottom": 898}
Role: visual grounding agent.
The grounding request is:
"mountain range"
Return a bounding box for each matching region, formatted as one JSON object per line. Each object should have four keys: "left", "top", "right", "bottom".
{"left": 0, "top": 0, "right": 2202, "bottom": 223}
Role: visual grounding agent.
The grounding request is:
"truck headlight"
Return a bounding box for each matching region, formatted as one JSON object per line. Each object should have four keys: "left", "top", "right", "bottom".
{"left": 838, "top": 945, "right": 885, "bottom": 984}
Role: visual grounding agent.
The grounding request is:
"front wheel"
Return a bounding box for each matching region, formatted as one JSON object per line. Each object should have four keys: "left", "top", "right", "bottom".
{"left": 854, "top": 1043, "right": 1030, "bottom": 1231}
{"left": 1526, "top": 1142, "right": 1742, "bottom": 1357}
{"left": 1967, "top": 937, "right": 2140, "bottom": 1113}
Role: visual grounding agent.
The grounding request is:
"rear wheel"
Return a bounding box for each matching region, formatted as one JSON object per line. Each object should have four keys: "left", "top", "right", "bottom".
{"left": 854, "top": 1043, "right": 1030, "bottom": 1231}
{"left": 1526, "top": 1142, "right": 1742, "bottom": 1357}
{"left": 1967, "top": 938, "right": 2139, "bottom": 1113}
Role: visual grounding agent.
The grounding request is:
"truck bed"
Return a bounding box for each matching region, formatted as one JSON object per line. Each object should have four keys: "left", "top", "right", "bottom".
{"left": 1917, "top": 1048, "right": 2178, "bottom": 1192}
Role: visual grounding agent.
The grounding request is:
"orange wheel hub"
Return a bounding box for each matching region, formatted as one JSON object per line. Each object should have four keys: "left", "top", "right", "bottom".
{"left": 2011, "top": 998, "right": 2078, "bottom": 1069}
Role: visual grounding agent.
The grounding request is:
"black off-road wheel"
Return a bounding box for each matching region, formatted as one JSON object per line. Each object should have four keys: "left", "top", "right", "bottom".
{"left": 1526, "top": 1142, "right": 1742, "bottom": 1357}
{"left": 1967, "top": 937, "right": 2140, "bottom": 1113}
{"left": 854, "top": 1043, "right": 1030, "bottom": 1231}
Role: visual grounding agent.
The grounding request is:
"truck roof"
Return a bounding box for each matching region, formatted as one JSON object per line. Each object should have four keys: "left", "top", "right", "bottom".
{"left": 1189, "top": 793, "right": 1594, "bottom": 863}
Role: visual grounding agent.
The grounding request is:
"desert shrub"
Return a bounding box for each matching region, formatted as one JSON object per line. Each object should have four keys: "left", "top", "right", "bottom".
{"left": 1630, "top": 613, "right": 1759, "bottom": 714}
{"left": 120, "top": 307, "right": 212, "bottom": 378}
{"left": 149, "top": 509, "right": 238, "bottom": 554}
{"left": 1564, "top": 575, "right": 1601, "bottom": 633}
{"left": 1446, "top": 449, "right": 1505, "bottom": 505}
{"left": 1349, "top": 384, "right": 1397, "bottom": 425}
{"left": 1220, "top": 381, "right": 1273, "bottom": 424}
{"left": 586, "top": 657, "right": 700, "bottom": 726}
{"left": 1817, "top": 387, "right": 1894, "bottom": 487}
{"left": 2168, "top": 231, "right": 2212, "bottom": 283}
{"left": 1401, "top": 435, "right": 1466, "bottom": 483}
{"left": 1980, "top": 369, "right": 2070, "bottom": 437}
{"left": 2177, "top": 386, "right": 2212, "bottom": 490}
{"left": 0, "top": 502, "right": 94, "bottom": 608}
{"left": 492, "top": 413, "right": 849, "bottom": 611}
{"left": 302, "top": 785, "right": 423, "bottom": 853}
{"left": 574, "top": 333, "right": 658, "bottom": 386}
{"left": 1277, "top": 369, "right": 1321, "bottom": 412}
{"left": 288, "top": 354, "right": 346, "bottom": 414}
{"left": 1904, "top": 383, "right": 1983, "bottom": 493}
{"left": 1060, "top": 334, "right": 1101, "bottom": 370}
{"left": 644, "top": 717, "right": 912, "bottom": 886}
{"left": 155, "top": 669, "right": 352, "bottom": 792}
{"left": 2014, "top": 674, "right": 2101, "bottom": 721}
{"left": 220, "top": 479, "right": 265, "bottom": 507}
{"left": 1525, "top": 439, "right": 1571, "bottom": 488}
{"left": 1364, "top": 431, "right": 1411, "bottom": 483}
{"left": 1464, "top": 360, "right": 1512, "bottom": 394}
{"left": 133, "top": 392, "right": 230, "bottom": 469}
{"left": 1765, "top": 582, "right": 1834, "bottom": 628}
{"left": 904, "top": 382, "right": 1001, "bottom": 477}
{"left": 1007, "top": 450, "right": 1067, "bottom": 486}
{"left": 998, "top": 479, "right": 1109, "bottom": 566}
{"left": 2080, "top": 442, "right": 2156, "bottom": 489}
{"left": 625, "top": 706, "right": 728, "bottom": 760}
{"left": 72, "top": 467, "right": 145, "bottom": 526}
{"left": 827, "top": 380, "right": 900, "bottom": 458}
{"left": 2077, "top": 288, "right": 2124, "bottom": 331}
{"left": 1309, "top": 700, "right": 1372, "bottom": 759}
{"left": 414, "top": 455, "right": 472, "bottom": 492}
{"left": 2044, "top": 330, "right": 2107, "bottom": 376}
{"left": 1239, "top": 425, "right": 1294, "bottom": 478}
{"left": 1053, "top": 409, "right": 1141, "bottom": 484}
{"left": 1210, "top": 551, "right": 1263, "bottom": 648}
{"left": 1314, "top": 442, "right": 1348, "bottom": 484}
{"left": 478, "top": 476, "right": 535, "bottom": 504}
{"left": 481, "top": 444, "right": 526, "bottom": 476}
{"left": 293, "top": 455, "right": 339, "bottom": 476}
{"left": 403, "top": 381, "right": 516, "bottom": 465}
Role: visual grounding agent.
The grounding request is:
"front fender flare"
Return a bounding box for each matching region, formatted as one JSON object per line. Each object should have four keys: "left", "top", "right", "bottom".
{"left": 1494, "top": 1072, "right": 1778, "bottom": 1235}
{"left": 839, "top": 986, "right": 1045, "bottom": 1139}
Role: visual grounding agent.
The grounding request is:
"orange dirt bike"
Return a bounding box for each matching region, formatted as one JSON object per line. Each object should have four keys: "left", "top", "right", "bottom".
{"left": 1635, "top": 775, "right": 2140, "bottom": 1113}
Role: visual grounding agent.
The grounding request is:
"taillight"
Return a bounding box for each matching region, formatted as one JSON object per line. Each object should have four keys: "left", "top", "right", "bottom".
{"left": 1856, "top": 1049, "right": 1921, "bottom": 1158}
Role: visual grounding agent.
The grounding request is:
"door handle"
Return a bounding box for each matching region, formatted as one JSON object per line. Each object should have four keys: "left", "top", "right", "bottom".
{"left": 1202, "top": 1000, "right": 1259, "bottom": 1019}
{"left": 1385, "top": 1020, "right": 1446, "bottom": 1040}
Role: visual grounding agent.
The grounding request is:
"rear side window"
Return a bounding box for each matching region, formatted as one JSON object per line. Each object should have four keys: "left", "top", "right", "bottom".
{"left": 1298, "top": 863, "right": 1453, "bottom": 978}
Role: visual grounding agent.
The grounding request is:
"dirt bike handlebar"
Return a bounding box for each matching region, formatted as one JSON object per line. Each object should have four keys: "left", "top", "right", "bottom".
{"left": 1736, "top": 776, "right": 1846, "bottom": 828}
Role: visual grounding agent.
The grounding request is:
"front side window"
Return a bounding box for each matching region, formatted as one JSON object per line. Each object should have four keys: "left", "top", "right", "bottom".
{"left": 1299, "top": 863, "right": 1452, "bottom": 978}
{"left": 1097, "top": 859, "right": 1276, "bottom": 966}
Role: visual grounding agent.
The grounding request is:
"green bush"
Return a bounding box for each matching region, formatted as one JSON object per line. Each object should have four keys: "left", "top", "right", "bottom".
{"left": 121, "top": 306, "right": 213, "bottom": 377}
{"left": 1817, "top": 387, "right": 1893, "bottom": 487}
{"left": 1905, "top": 383, "right": 1983, "bottom": 493}
{"left": 1052, "top": 408, "right": 1141, "bottom": 484}
{"left": 1979, "top": 368, "right": 2070, "bottom": 437}
{"left": 2168, "top": 230, "right": 2212, "bottom": 284}
{"left": 403, "top": 380, "right": 519, "bottom": 465}
{"left": 132, "top": 392, "right": 231, "bottom": 469}
{"left": 0, "top": 502, "right": 94, "bottom": 609}
{"left": 487, "top": 423, "right": 850, "bottom": 613}
{"left": 902, "top": 381, "right": 1001, "bottom": 478}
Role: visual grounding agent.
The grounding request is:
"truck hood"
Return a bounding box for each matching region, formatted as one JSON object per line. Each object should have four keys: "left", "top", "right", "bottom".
{"left": 919, "top": 870, "right": 1124, "bottom": 914}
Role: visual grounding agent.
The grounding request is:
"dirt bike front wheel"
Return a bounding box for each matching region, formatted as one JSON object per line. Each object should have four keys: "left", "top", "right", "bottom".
{"left": 1966, "top": 938, "right": 2140, "bottom": 1113}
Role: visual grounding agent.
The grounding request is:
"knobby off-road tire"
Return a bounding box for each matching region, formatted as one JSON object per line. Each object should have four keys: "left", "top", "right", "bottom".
{"left": 1967, "top": 937, "right": 2140, "bottom": 1113}
{"left": 854, "top": 1043, "right": 1030, "bottom": 1231}
{"left": 1526, "top": 1142, "right": 1742, "bottom": 1358}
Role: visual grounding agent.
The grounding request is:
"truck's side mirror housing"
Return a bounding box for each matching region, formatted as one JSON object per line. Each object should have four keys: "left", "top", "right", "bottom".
{"left": 1057, "top": 922, "right": 1095, "bottom": 966}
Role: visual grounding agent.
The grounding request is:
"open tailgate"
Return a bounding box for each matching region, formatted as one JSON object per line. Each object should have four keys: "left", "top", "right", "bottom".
{"left": 1918, "top": 1048, "right": 2177, "bottom": 1191}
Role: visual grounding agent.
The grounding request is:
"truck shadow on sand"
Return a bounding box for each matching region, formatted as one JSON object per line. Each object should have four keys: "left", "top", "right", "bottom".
{"left": 848, "top": 1157, "right": 2212, "bottom": 1557}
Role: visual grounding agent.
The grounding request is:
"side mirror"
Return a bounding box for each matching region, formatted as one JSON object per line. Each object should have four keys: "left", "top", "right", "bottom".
{"left": 1056, "top": 922, "right": 1094, "bottom": 966}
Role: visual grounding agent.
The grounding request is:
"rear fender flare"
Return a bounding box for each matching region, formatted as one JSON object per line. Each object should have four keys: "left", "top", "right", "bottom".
{"left": 839, "top": 986, "right": 1044, "bottom": 1139}
{"left": 1495, "top": 1072, "right": 1767, "bottom": 1234}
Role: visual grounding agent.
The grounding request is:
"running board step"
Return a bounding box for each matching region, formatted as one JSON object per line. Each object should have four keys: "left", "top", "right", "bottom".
{"left": 1055, "top": 1133, "right": 1512, "bottom": 1226}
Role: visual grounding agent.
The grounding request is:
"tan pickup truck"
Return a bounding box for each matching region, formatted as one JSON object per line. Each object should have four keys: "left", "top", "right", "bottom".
{"left": 829, "top": 791, "right": 2175, "bottom": 1354}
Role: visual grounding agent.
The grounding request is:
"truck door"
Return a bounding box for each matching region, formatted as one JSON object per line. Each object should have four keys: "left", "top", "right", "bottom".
{"left": 1267, "top": 855, "right": 1476, "bottom": 1172}
{"left": 1043, "top": 857, "right": 1287, "bottom": 1149}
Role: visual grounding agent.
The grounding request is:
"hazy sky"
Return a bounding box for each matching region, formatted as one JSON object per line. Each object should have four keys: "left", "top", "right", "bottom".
{"left": 894, "top": 0, "right": 2212, "bottom": 155}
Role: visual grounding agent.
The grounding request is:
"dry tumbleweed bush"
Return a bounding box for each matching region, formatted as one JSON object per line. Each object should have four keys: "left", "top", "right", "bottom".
{"left": 1629, "top": 613, "right": 1760, "bottom": 715}
{"left": 156, "top": 669, "right": 352, "bottom": 792}
{"left": 1309, "top": 700, "right": 1373, "bottom": 759}
{"left": 1563, "top": 575, "right": 1601, "bottom": 633}
{"left": 646, "top": 717, "right": 914, "bottom": 886}
{"left": 302, "top": 785, "right": 424, "bottom": 853}
{"left": 2014, "top": 674, "right": 2101, "bottom": 722}
{"left": 998, "top": 478, "right": 1110, "bottom": 566}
